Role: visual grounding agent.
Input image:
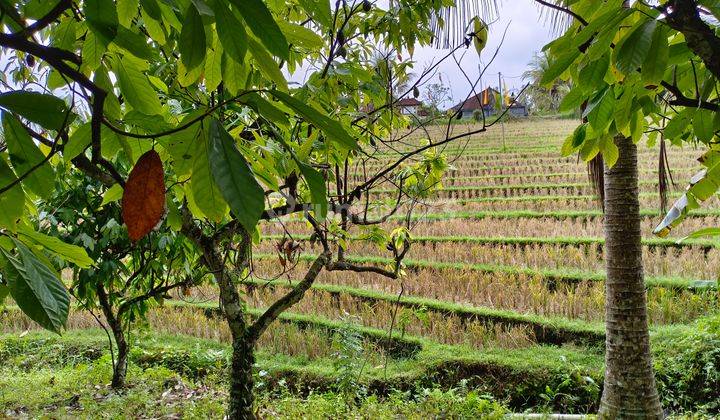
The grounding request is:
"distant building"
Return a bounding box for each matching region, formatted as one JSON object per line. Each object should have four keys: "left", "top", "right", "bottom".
{"left": 452, "top": 87, "right": 528, "bottom": 119}
{"left": 397, "top": 97, "right": 423, "bottom": 116}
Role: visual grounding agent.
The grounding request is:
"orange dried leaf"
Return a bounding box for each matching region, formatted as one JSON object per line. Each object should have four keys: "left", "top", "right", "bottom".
{"left": 122, "top": 150, "right": 166, "bottom": 242}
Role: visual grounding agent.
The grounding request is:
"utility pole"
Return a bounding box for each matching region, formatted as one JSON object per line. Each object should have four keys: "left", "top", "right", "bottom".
{"left": 498, "top": 71, "right": 506, "bottom": 151}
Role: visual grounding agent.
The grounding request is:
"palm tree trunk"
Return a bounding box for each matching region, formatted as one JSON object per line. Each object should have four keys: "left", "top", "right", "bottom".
{"left": 598, "top": 135, "right": 663, "bottom": 418}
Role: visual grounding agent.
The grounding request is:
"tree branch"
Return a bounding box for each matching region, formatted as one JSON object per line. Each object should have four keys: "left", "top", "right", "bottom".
{"left": 247, "top": 251, "right": 330, "bottom": 342}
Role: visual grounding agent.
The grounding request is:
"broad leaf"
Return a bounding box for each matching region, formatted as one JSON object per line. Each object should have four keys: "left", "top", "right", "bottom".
{"left": 271, "top": 90, "right": 357, "bottom": 150}
{"left": 0, "top": 156, "right": 25, "bottom": 230}
{"left": 178, "top": 3, "right": 206, "bottom": 71}
{"left": 299, "top": 163, "right": 327, "bottom": 220}
{"left": 297, "top": 0, "right": 331, "bottom": 27}
{"left": 2, "top": 113, "right": 55, "bottom": 198}
{"left": 84, "top": 0, "right": 119, "bottom": 45}
{"left": 17, "top": 226, "right": 93, "bottom": 268}
{"left": 230, "top": 0, "right": 288, "bottom": 60}
{"left": 614, "top": 19, "right": 656, "bottom": 75}
{"left": 0, "top": 91, "right": 71, "bottom": 131}
{"left": 2, "top": 238, "right": 70, "bottom": 334}
{"left": 213, "top": 1, "right": 247, "bottom": 63}
{"left": 191, "top": 128, "right": 227, "bottom": 222}
{"left": 248, "top": 37, "right": 288, "bottom": 91}
{"left": 472, "top": 17, "right": 488, "bottom": 55}
{"left": 101, "top": 183, "right": 124, "bottom": 206}
{"left": 208, "top": 119, "right": 264, "bottom": 232}
{"left": 114, "top": 55, "right": 162, "bottom": 116}
{"left": 540, "top": 49, "right": 580, "bottom": 87}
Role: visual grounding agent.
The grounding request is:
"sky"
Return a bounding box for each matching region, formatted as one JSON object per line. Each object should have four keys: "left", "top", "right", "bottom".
{"left": 396, "top": 1, "right": 556, "bottom": 108}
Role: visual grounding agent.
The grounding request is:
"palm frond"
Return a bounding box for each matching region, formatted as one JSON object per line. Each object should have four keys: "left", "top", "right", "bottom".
{"left": 430, "top": 0, "right": 576, "bottom": 49}
{"left": 430, "top": 0, "right": 500, "bottom": 48}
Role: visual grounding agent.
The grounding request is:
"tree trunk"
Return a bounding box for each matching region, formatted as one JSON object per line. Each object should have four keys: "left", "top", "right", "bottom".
{"left": 96, "top": 283, "right": 128, "bottom": 389}
{"left": 181, "top": 214, "right": 256, "bottom": 419}
{"left": 228, "top": 335, "right": 256, "bottom": 419}
{"left": 598, "top": 135, "right": 663, "bottom": 418}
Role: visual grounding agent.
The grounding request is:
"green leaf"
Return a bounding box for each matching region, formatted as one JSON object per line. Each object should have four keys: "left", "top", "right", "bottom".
{"left": 297, "top": 0, "right": 331, "bottom": 27}
{"left": 613, "top": 19, "right": 656, "bottom": 75}
{"left": 299, "top": 163, "right": 327, "bottom": 220}
{"left": 17, "top": 226, "right": 93, "bottom": 268}
{"left": 558, "top": 87, "right": 585, "bottom": 113}
{"left": 0, "top": 91, "right": 71, "bottom": 131}
{"left": 178, "top": 3, "right": 207, "bottom": 71}
{"left": 213, "top": 1, "right": 247, "bottom": 63}
{"left": 84, "top": 0, "right": 119, "bottom": 45}
{"left": 0, "top": 156, "right": 25, "bottom": 230}
{"left": 204, "top": 39, "right": 224, "bottom": 92}
{"left": 578, "top": 54, "right": 609, "bottom": 91}
{"left": 2, "top": 238, "right": 70, "bottom": 334}
{"left": 139, "top": 0, "right": 161, "bottom": 20}
{"left": 271, "top": 89, "right": 357, "bottom": 150}
{"left": 221, "top": 52, "right": 250, "bottom": 95}
{"left": 230, "top": 0, "right": 288, "bottom": 60}
{"left": 100, "top": 183, "right": 124, "bottom": 206}
{"left": 680, "top": 227, "right": 720, "bottom": 242}
{"left": 585, "top": 87, "right": 615, "bottom": 131}
{"left": 248, "top": 37, "right": 288, "bottom": 91}
{"left": 208, "top": 119, "right": 264, "bottom": 231}
{"left": 642, "top": 25, "right": 669, "bottom": 84}
{"left": 600, "top": 136, "right": 619, "bottom": 168}
{"left": 191, "top": 128, "right": 228, "bottom": 222}
{"left": 113, "top": 55, "right": 162, "bottom": 116}
{"left": 117, "top": 0, "right": 139, "bottom": 27}
{"left": 278, "top": 21, "right": 323, "bottom": 50}
{"left": 664, "top": 114, "right": 689, "bottom": 140}
{"left": 694, "top": 109, "right": 715, "bottom": 143}
{"left": 2, "top": 113, "right": 55, "bottom": 198}
{"left": 540, "top": 49, "right": 580, "bottom": 87}
{"left": 243, "top": 93, "right": 289, "bottom": 127}
{"left": 113, "top": 25, "right": 154, "bottom": 60}
{"left": 81, "top": 30, "right": 106, "bottom": 72}
{"left": 472, "top": 17, "right": 488, "bottom": 56}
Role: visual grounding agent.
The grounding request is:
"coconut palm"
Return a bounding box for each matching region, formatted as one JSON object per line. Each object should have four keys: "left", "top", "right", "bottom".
{"left": 431, "top": 2, "right": 664, "bottom": 417}
{"left": 522, "top": 51, "right": 571, "bottom": 114}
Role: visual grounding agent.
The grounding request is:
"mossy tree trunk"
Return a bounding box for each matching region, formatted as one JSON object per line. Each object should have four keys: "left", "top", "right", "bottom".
{"left": 598, "top": 135, "right": 663, "bottom": 418}
{"left": 96, "top": 283, "right": 128, "bottom": 389}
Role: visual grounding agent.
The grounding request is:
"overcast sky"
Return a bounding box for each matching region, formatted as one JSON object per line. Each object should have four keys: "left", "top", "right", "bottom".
{"left": 409, "top": 1, "right": 556, "bottom": 108}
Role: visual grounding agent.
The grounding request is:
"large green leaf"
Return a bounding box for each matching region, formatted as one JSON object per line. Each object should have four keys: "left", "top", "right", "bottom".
{"left": 113, "top": 55, "right": 162, "bottom": 116}
{"left": 578, "top": 54, "right": 609, "bottom": 91}
{"left": 299, "top": 163, "right": 327, "bottom": 220}
{"left": 204, "top": 39, "right": 224, "bottom": 92}
{"left": 0, "top": 91, "right": 71, "bottom": 131}
{"left": 297, "top": 0, "right": 331, "bottom": 27}
{"left": 540, "top": 49, "right": 580, "bottom": 87}
{"left": 229, "top": 0, "right": 288, "bottom": 60}
{"left": 271, "top": 90, "right": 357, "bottom": 150}
{"left": 84, "top": 0, "right": 119, "bottom": 45}
{"left": 694, "top": 109, "right": 715, "bottom": 143}
{"left": 208, "top": 119, "right": 264, "bottom": 232}
{"left": 2, "top": 238, "right": 70, "bottom": 334}
{"left": 178, "top": 3, "right": 206, "bottom": 71}
{"left": 213, "top": 1, "right": 247, "bottom": 63}
{"left": 0, "top": 156, "right": 25, "bottom": 230}
{"left": 17, "top": 226, "right": 93, "bottom": 268}
{"left": 642, "top": 25, "right": 669, "bottom": 84}
{"left": 2, "top": 113, "right": 55, "bottom": 198}
{"left": 117, "top": 0, "right": 139, "bottom": 26}
{"left": 191, "top": 128, "right": 228, "bottom": 222}
{"left": 248, "top": 37, "right": 288, "bottom": 91}
{"left": 613, "top": 19, "right": 656, "bottom": 75}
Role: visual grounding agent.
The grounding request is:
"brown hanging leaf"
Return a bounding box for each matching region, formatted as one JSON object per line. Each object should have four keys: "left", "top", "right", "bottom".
{"left": 122, "top": 150, "right": 166, "bottom": 242}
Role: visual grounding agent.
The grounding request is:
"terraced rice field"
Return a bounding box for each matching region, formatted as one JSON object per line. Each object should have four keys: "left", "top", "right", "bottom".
{"left": 3, "top": 118, "right": 718, "bottom": 413}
